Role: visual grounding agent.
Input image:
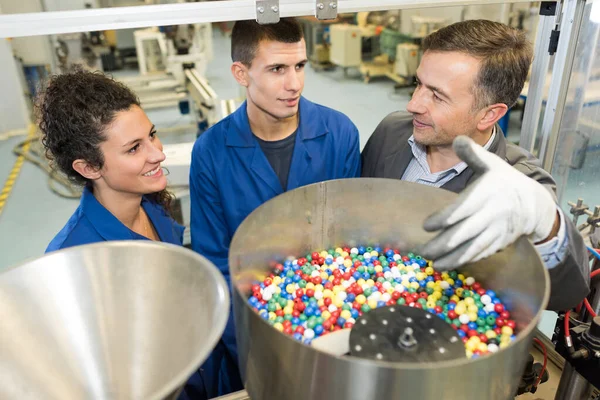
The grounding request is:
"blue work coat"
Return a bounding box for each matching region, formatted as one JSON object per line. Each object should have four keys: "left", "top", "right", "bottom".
{"left": 189, "top": 96, "right": 361, "bottom": 398}
{"left": 46, "top": 186, "right": 184, "bottom": 252}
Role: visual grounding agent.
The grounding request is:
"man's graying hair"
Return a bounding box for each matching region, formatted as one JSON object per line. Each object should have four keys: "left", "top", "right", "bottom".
{"left": 423, "top": 19, "right": 533, "bottom": 110}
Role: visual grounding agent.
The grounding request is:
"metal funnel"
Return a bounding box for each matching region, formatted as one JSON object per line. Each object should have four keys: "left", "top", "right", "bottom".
{"left": 0, "top": 241, "right": 229, "bottom": 400}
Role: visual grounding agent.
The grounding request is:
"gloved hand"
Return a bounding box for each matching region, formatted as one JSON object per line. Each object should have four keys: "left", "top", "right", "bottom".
{"left": 417, "top": 135, "right": 557, "bottom": 270}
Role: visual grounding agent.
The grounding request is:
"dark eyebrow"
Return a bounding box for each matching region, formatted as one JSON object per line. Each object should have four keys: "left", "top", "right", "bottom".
{"left": 122, "top": 125, "right": 155, "bottom": 147}
{"left": 265, "top": 59, "right": 308, "bottom": 70}
{"left": 416, "top": 74, "right": 451, "bottom": 101}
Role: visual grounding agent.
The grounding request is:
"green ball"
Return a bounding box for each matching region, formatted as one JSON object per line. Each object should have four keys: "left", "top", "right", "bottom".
{"left": 298, "top": 280, "right": 307, "bottom": 288}
{"left": 396, "top": 298, "right": 406, "bottom": 305}
{"left": 486, "top": 315, "right": 496, "bottom": 326}
{"left": 342, "top": 303, "right": 352, "bottom": 311}
{"left": 361, "top": 304, "right": 371, "bottom": 313}
{"left": 476, "top": 317, "right": 486, "bottom": 327}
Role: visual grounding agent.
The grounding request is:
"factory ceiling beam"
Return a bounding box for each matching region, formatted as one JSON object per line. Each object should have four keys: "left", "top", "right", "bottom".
{"left": 1, "top": 0, "right": 538, "bottom": 38}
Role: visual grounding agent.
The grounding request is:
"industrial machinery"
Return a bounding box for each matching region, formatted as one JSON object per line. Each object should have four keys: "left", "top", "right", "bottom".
{"left": 228, "top": 178, "right": 550, "bottom": 400}
{"left": 0, "top": 241, "right": 230, "bottom": 400}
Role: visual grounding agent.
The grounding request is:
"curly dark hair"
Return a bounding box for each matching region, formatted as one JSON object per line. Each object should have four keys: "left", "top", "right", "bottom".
{"left": 36, "top": 66, "right": 173, "bottom": 212}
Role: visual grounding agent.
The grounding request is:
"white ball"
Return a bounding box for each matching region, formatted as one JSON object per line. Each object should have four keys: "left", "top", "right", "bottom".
{"left": 384, "top": 271, "right": 393, "bottom": 279}
{"left": 440, "top": 281, "right": 450, "bottom": 290}
{"left": 341, "top": 280, "right": 351, "bottom": 289}
{"left": 363, "top": 253, "right": 372, "bottom": 260}
{"left": 328, "top": 304, "right": 338, "bottom": 312}
{"left": 336, "top": 257, "right": 345, "bottom": 264}
{"left": 381, "top": 293, "right": 391, "bottom": 302}
{"left": 351, "top": 247, "right": 359, "bottom": 254}
{"left": 337, "top": 291, "right": 347, "bottom": 301}
{"left": 346, "top": 318, "right": 356, "bottom": 324}
{"left": 465, "top": 277, "right": 475, "bottom": 286}
{"left": 393, "top": 254, "right": 401, "bottom": 261}
{"left": 485, "top": 303, "right": 496, "bottom": 313}
{"left": 314, "top": 291, "right": 323, "bottom": 300}
{"left": 311, "top": 270, "right": 320, "bottom": 277}
{"left": 459, "top": 314, "right": 470, "bottom": 325}
{"left": 370, "top": 292, "right": 381, "bottom": 301}
{"left": 304, "top": 329, "right": 315, "bottom": 339}
{"left": 262, "top": 291, "right": 272, "bottom": 301}
{"left": 481, "top": 295, "right": 492, "bottom": 305}
{"left": 394, "top": 284, "right": 405, "bottom": 293}
{"left": 487, "top": 344, "right": 499, "bottom": 353}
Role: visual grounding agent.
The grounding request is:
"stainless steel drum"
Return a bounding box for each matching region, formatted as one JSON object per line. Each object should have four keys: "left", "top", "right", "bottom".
{"left": 229, "top": 178, "right": 550, "bottom": 400}
{"left": 0, "top": 241, "right": 229, "bottom": 400}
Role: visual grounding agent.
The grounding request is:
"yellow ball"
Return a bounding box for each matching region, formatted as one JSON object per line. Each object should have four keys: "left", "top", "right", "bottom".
{"left": 368, "top": 299, "right": 378, "bottom": 309}
{"left": 334, "top": 298, "right": 344, "bottom": 308}
{"left": 426, "top": 301, "right": 436, "bottom": 309}
{"left": 477, "top": 342, "right": 488, "bottom": 353}
{"left": 320, "top": 271, "right": 329, "bottom": 280}
{"left": 467, "top": 305, "right": 479, "bottom": 314}
{"left": 455, "top": 288, "right": 464, "bottom": 297}
{"left": 284, "top": 306, "right": 293, "bottom": 315}
{"left": 446, "top": 278, "right": 455, "bottom": 286}
{"left": 485, "top": 330, "right": 497, "bottom": 339}
{"left": 344, "top": 259, "right": 352, "bottom": 268}
{"left": 275, "top": 303, "right": 282, "bottom": 310}
{"left": 465, "top": 340, "right": 478, "bottom": 352}
{"left": 269, "top": 312, "right": 276, "bottom": 321}
{"left": 402, "top": 279, "right": 410, "bottom": 288}
{"left": 317, "top": 299, "right": 324, "bottom": 307}
{"left": 432, "top": 291, "right": 442, "bottom": 300}
{"left": 332, "top": 286, "right": 342, "bottom": 295}
{"left": 371, "top": 251, "right": 379, "bottom": 257}
{"left": 455, "top": 304, "right": 467, "bottom": 315}
{"left": 458, "top": 274, "right": 466, "bottom": 281}
{"left": 501, "top": 326, "right": 514, "bottom": 336}
{"left": 466, "top": 349, "right": 473, "bottom": 358}
{"left": 468, "top": 312, "right": 478, "bottom": 322}
{"left": 274, "top": 323, "right": 284, "bottom": 332}
{"left": 410, "top": 282, "right": 420, "bottom": 290}
{"left": 375, "top": 265, "right": 383, "bottom": 273}
{"left": 468, "top": 336, "right": 481, "bottom": 345}
{"left": 499, "top": 341, "right": 510, "bottom": 349}
{"left": 328, "top": 275, "right": 335, "bottom": 281}
{"left": 335, "top": 247, "right": 343, "bottom": 254}
{"left": 356, "top": 294, "right": 367, "bottom": 304}
{"left": 341, "top": 251, "right": 349, "bottom": 257}
{"left": 315, "top": 284, "right": 324, "bottom": 292}
{"left": 425, "top": 266, "right": 434, "bottom": 276}
{"left": 441, "top": 272, "right": 450, "bottom": 280}
{"left": 341, "top": 310, "right": 352, "bottom": 320}
{"left": 416, "top": 272, "right": 426, "bottom": 281}
{"left": 287, "top": 300, "right": 294, "bottom": 308}
{"left": 426, "top": 281, "right": 436, "bottom": 289}
{"left": 286, "top": 284, "right": 295, "bottom": 294}
{"left": 464, "top": 297, "right": 475, "bottom": 306}
{"left": 273, "top": 276, "right": 282, "bottom": 285}
{"left": 320, "top": 251, "right": 328, "bottom": 258}
{"left": 366, "top": 279, "right": 375, "bottom": 286}
{"left": 322, "top": 311, "right": 331, "bottom": 320}
{"left": 306, "top": 282, "right": 315, "bottom": 290}
{"left": 274, "top": 286, "right": 281, "bottom": 294}
{"left": 357, "top": 279, "right": 366, "bottom": 286}
{"left": 450, "top": 295, "right": 460, "bottom": 303}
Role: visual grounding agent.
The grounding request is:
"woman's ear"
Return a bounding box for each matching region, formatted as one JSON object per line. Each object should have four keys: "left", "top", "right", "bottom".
{"left": 72, "top": 159, "right": 102, "bottom": 181}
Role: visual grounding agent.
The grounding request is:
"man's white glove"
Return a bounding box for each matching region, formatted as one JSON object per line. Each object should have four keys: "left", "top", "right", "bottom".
{"left": 417, "top": 136, "right": 557, "bottom": 270}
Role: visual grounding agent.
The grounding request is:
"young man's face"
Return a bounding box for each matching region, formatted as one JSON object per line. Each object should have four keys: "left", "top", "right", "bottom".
{"left": 241, "top": 38, "right": 308, "bottom": 121}
{"left": 406, "top": 50, "right": 486, "bottom": 147}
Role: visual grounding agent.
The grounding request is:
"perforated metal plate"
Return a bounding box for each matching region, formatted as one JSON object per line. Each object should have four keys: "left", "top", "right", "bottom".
{"left": 349, "top": 305, "right": 466, "bottom": 362}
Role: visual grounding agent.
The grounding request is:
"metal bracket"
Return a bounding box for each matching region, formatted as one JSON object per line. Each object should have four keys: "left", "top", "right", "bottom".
{"left": 540, "top": 1, "right": 558, "bottom": 16}
{"left": 256, "top": 0, "right": 280, "bottom": 24}
{"left": 315, "top": 0, "right": 338, "bottom": 20}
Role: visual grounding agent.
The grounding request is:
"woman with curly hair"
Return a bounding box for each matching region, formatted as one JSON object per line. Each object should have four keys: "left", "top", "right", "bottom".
{"left": 37, "top": 68, "right": 184, "bottom": 252}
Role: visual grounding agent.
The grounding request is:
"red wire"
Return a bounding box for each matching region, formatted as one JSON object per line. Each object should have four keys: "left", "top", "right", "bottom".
{"left": 584, "top": 298, "right": 597, "bottom": 317}
{"left": 533, "top": 338, "right": 547, "bottom": 388}
{"left": 564, "top": 310, "right": 571, "bottom": 338}
{"left": 592, "top": 269, "right": 600, "bottom": 278}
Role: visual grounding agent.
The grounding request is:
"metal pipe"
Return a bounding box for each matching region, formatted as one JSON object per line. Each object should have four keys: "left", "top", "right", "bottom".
{"left": 554, "top": 363, "right": 592, "bottom": 400}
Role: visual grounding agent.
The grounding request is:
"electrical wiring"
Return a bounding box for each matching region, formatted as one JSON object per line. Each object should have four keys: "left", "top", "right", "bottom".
{"left": 532, "top": 338, "right": 547, "bottom": 388}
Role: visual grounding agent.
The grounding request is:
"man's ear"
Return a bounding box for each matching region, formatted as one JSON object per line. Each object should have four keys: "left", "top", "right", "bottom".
{"left": 72, "top": 159, "right": 102, "bottom": 181}
{"left": 231, "top": 62, "right": 249, "bottom": 87}
{"left": 476, "top": 103, "right": 508, "bottom": 132}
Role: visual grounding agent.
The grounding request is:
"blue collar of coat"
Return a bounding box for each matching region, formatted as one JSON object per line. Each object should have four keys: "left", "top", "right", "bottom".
{"left": 225, "top": 96, "right": 328, "bottom": 147}
{"left": 80, "top": 185, "right": 166, "bottom": 241}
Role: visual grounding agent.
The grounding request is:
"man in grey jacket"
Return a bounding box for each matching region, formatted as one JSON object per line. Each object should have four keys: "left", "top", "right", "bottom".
{"left": 361, "top": 19, "right": 590, "bottom": 311}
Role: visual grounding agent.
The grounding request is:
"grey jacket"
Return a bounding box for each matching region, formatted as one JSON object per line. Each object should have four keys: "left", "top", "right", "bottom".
{"left": 361, "top": 111, "right": 590, "bottom": 311}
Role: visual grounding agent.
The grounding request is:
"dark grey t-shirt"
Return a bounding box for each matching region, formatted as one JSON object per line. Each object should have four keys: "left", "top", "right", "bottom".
{"left": 254, "top": 131, "right": 297, "bottom": 191}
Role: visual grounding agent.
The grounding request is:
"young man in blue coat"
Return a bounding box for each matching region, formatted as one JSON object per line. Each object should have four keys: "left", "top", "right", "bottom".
{"left": 189, "top": 18, "right": 361, "bottom": 398}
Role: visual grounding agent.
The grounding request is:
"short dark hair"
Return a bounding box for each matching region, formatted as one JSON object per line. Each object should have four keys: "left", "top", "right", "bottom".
{"left": 422, "top": 19, "right": 533, "bottom": 110}
{"left": 36, "top": 66, "right": 172, "bottom": 210}
{"left": 231, "top": 18, "right": 304, "bottom": 65}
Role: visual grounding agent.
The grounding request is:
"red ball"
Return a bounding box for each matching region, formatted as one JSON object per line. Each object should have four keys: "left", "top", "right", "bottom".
{"left": 419, "top": 292, "right": 428, "bottom": 299}
{"left": 477, "top": 288, "right": 486, "bottom": 296}
{"left": 311, "top": 260, "right": 320, "bottom": 266}
{"left": 324, "top": 297, "right": 332, "bottom": 307}
{"left": 506, "top": 320, "right": 516, "bottom": 330}
{"left": 460, "top": 324, "right": 469, "bottom": 333}
{"left": 292, "top": 310, "right": 300, "bottom": 318}
{"left": 302, "top": 274, "right": 310, "bottom": 281}
{"left": 319, "top": 306, "right": 327, "bottom": 312}
{"left": 331, "top": 310, "right": 340, "bottom": 319}
{"left": 354, "top": 261, "right": 362, "bottom": 268}
{"left": 311, "top": 252, "right": 319, "bottom": 259}
{"left": 264, "top": 278, "right": 272, "bottom": 286}
{"left": 295, "top": 326, "right": 305, "bottom": 334}
{"left": 254, "top": 293, "right": 262, "bottom": 301}
{"left": 313, "top": 276, "right": 322, "bottom": 285}
{"left": 473, "top": 350, "right": 482, "bottom": 356}
{"left": 462, "top": 337, "right": 469, "bottom": 344}
{"left": 275, "top": 263, "right": 284, "bottom": 271}
{"left": 375, "top": 282, "right": 382, "bottom": 289}
{"left": 275, "top": 309, "right": 284, "bottom": 317}
{"left": 402, "top": 256, "right": 410, "bottom": 262}
{"left": 354, "top": 286, "right": 363, "bottom": 295}
{"left": 411, "top": 294, "right": 420, "bottom": 303}
{"left": 252, "top": 284, "right": 261, "bottom": 293}
{"left": 282, "top": 320, "right": 292, "bottom": 328}
{"left": 472, "top": 282, "right": 481, "bottom": 291}
{"left": 295, "top": 269, "right": 303, "bottom": 275}
{"left": 496, "top": 319, "right": 505, "bottom": 327}
{"left": 467, "top": 329, "right": 478, "bottom": 338}
{"left": 306, "top": 289, "right": 315, "bottom": 298}
{"left": 342, "top": 273, "right": 352, "bottom": 281}
{"left": 352, "top": 302, "right": 361, "bottom": 310}
{"left": 333, "top": 270, "right": 342, "bottom": 278}
{"left": 386, "top": 300, "right": 395, "bottom": 306}
{"left": 448, "top": 310, "right": 458, "bottom": 320}
{"left": 333, "top": 325, "right": 342, "bottom": 331}
{"left": 434, "top": 306, "right": 443, "bottom": 314}
{"left": 343, "top": 247, "right": 350, "bottom": 253}
{"left": 296, "top": 303, "right": 306, "bottom": 312}
{"left": 344, "top": 322, "right": 354, "bottom": 329}
{"left": 283, "top": 326, "right": 293, "bottom": 335}
{"left": 478, "top": 334, "right": 488, "bottom": 343}
{"left": 324, "top": 281, "right": 333, "bottom": 290}
{"left": 390, "top": 262, "right": 397, "bottom": 267}
{"left": 332, "top": 278, "right": 341, "bottom": 286}
{"left": 322, "top": 320, "right": 332, "bottom": 331}
{"left": 296, "top": 289, "right": 304, "bottom": 298}
{"left": 375, "top": 272, "right": 384, "bottom": 278}
{"left": 494, "top": 327, "right": 502, "bottom": 335}
{"left": 298, "top": 258, "right": 307, "bottom": 266}
{"left": 414, "top": 303, "right": 423, "bottom": 309}
{"left": 494, "top": 303, "right": 505, "bottom": 313}
{"left": 392, "top": 291, "right": 402, "bottom": 300}
{"left": 373, "top": 260, "right": 381, "bottom": 266}
{"left": 318, "top": 257, "right": 325, "bottom": 265}
{"left": 500, "top": 311, "right": 510, "bottom": 320}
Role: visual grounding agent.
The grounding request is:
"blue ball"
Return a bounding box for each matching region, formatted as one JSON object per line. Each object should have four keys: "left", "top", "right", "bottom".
{"left": 351, "top": 309, "right": 359, "bottom": 319}
{"left": 444, "top": 288, "right": 454, "bottom": 296}
{"left": 325, "top": 258, "right": 333, "bottom": 265}
{"left": 353, "top": 272, "right": 361, "bottom": 280}
{"left": 455, "top": 279, "right": 463, "bottom": 287}
{"left": 305, "top": 307, "right": 314, "bottom": 317}
{"left": 409, "top": 277, "right": 417, "bottom": 283}
{"left": 346, "top": 293, "right": 356, "bottom": 302}
{"left": 362, "top": 272, "right": 371, "bottom": 280}
{"left": 490, "top": 312, "right": 499, "bottom": 319}
{"left": 292, "top": 274, "right": 301, "bottom": 283}
{"left": 286, "top": 294, "right": 294, "bottom": 301}
{"left": 358, "top": 246, "right": 366, "bottom": 254}
{"left": 374, "top": 246, "right": 382, "bottom": 253}
{"left": 249, "top": 296, "right": 257, "bottom": 305}
{"left": 314, "top": 325, "right": 324, "bottom": 336}
{"left": 478, "top": 310, "right": 487, "bottom": 318}
{"left": 486, "top": 290, "right": 497, "bottom": 299}
{"left": 284, "top": 260, "right": 292, "bottom": 268}
{"left": 314, "top": 309, "right": 322, "bottom": 317}
{"left": 448, "top": 303, "right": 456, "bottom": 311}
{"left": 292, "top": 317, "right": 301, "bottom": 325}
{"left": 377, "top": 301, "right": 386, "bottom": 308}
{"left": 293, "top": 333, "right": 303, "bottom": 341}
{"left": 427, "top": 308, "right": 436, "bottom": 314}
{"left": 457, "top": 329, "right": 466, "bottom": 338}
{"left": 383, "top": 267, "right": 391, "bottom": 273}
{"left": 438, "top": 313, "right": 446, "bottom": 320}
{"left": 419, "top": 280, "right": 427, "bottom": 287}
{"left": 304, "top": 338, "right": 312, "bottom": 345}
{"left": 387, "top": 257, "right": 395, "bottom": 263}
{"left": 260, "top": 283, "right": 266, "bottom": 289}
{"left": 468, "top": 322, "right": 478, "bottom": 330}
{"left": 426, "top": 276, "right": 434, "bottom": 283}
{"left": 492, "top": 299, "right": 502, "bottom": 305}
{"left": 385, "top": 249, "right": 394, "bottom": 257}
{"left": 417, "top": 259, "right": 427, "bottom": 267}
{"left": 284, "top": 277, "right": 292, "bottom": 285}
{"left": 325, "top": 269, "right": 332, "bottom": 275}
{"left": 337, "top": 317, "right": 346, "bottom": 327}
{"left": 301, "top": 295, "right": 309, "bottom": 302}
